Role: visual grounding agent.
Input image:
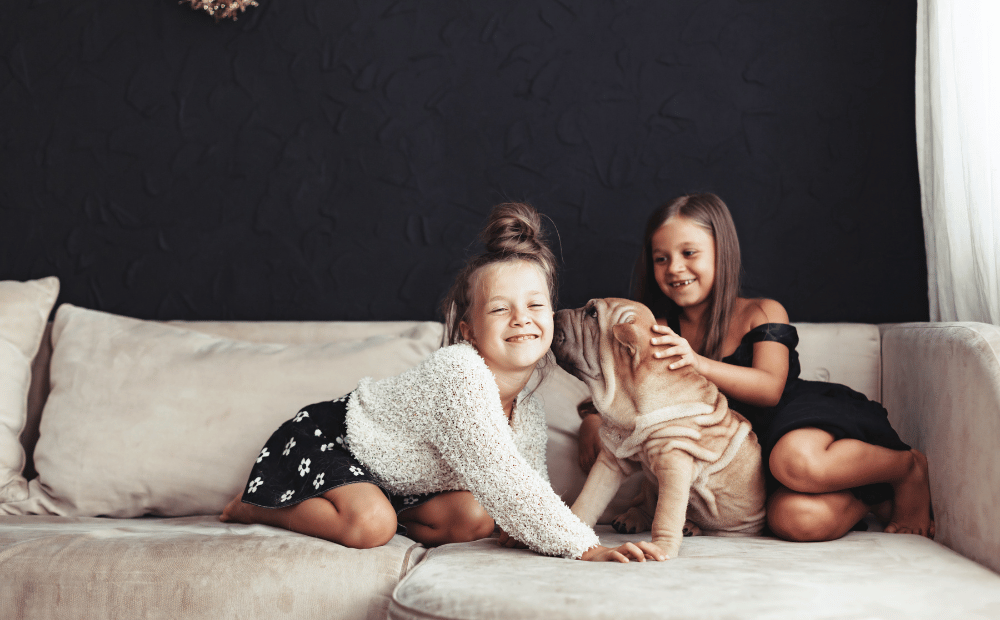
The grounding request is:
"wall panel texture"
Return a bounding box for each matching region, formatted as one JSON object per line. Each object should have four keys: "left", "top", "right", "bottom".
{"left": 0, "top": 0, "right": 926, "bottom": 323}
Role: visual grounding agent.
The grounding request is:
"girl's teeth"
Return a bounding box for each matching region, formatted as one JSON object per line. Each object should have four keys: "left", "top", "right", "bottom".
{"left": 672, "top": 279, "right": 694, "bottom": 288}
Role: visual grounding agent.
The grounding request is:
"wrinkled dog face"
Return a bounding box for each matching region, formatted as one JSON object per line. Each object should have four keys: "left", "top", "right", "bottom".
{"left": 553, "top": 298, "right": 650, "bottom": 428}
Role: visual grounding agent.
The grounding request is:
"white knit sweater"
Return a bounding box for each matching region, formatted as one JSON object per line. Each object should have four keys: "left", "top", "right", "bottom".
{"left": 345, "top": 341, "right": 599, "bottom": 559}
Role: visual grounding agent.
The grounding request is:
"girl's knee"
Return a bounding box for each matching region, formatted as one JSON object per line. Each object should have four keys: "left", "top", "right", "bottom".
{"left": 339, "top": 501, "right": 398, "bottom": 549}
{"left": 767, "top": 494, "right": 845, "bottom": 542}
{"left": 770, "top": 441, "right": 826, "bottom": 493}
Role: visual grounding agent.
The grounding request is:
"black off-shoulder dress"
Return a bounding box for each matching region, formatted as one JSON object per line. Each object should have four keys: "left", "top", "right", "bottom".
{"left": 670, "top": 318, "right": 910, "bottom": 505}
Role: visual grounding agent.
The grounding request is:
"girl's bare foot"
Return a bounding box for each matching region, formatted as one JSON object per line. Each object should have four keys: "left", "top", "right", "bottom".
{"left": 220, "top": 492, "right": 250, "bottom": 523}
{"left": 871, "top": 499, "right": 893, "bottom": 526}
{"left": 884, "top": 449, "right": 934, "bottom": 538}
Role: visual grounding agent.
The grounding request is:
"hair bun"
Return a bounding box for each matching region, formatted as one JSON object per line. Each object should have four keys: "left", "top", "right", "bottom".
{"left": 439, "top": 201, "right": 559, "bottom": 346}
{"left": 481, "top": 202, "right": 545, "bottom": 256}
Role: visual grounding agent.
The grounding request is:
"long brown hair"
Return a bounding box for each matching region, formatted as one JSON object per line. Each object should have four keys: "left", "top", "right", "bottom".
{"left": 634, "top": 193, "right": 742, "bottom": 361}
{"left": 441, "top": 202, "right": 558, "bottom": 347}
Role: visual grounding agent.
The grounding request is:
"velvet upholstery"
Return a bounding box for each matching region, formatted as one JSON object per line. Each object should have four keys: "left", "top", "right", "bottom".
{"left": 390, "top": 526, "right": 1000, "bottom": 620}
{"left": 881, "top": 322, "right": 1000, "bottom": 574}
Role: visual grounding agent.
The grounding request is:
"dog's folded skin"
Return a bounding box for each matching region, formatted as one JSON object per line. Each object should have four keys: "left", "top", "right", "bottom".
{"left": 553, "top": 298, "right": 766, "bottom": 559}
{"left": 603, "top": 401, "right": 767, "bottom": 537}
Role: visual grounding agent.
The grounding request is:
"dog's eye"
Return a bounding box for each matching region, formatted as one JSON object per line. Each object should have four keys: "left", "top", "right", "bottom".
{"left": 585, "top": 304, "right": 598, "bottom": 319}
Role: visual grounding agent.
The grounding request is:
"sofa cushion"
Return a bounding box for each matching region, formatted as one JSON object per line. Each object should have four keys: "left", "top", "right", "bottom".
{"left": 2, "top": 304, "right": 443, "bottom": 517}
{"left": 794, "top": 322, "right": 881, "bottom": 401}
{"left": 0, "top": 515, "right": 425, "bottom": 620}
{"left": 0, "top": 276, "right": 59, "bottom": 502}
{"left": 19, "top": 319, "right": 451, "bottom": 481}
{"left": 389, "top": 526, "right": 1000, "bottom": 620}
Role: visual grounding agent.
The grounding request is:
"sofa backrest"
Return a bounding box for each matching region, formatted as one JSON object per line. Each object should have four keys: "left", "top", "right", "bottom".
{"left": 21, "top": 320, "right": 882, "bottom": 480}
{"left": 794, "top": 322, "right": 881, "bottom": 401}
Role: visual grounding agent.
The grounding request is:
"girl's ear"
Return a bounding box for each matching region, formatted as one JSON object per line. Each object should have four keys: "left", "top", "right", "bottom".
{"left": 459, "top": 320, "right": 475, "bottom": 343}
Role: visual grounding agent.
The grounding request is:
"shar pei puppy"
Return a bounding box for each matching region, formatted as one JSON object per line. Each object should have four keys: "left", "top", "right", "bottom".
{"left": 552, "top": 298, "right": 766, "bottom": 559}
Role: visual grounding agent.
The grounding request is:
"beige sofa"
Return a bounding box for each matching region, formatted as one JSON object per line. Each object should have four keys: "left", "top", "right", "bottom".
{"left": 2, "top": 277, "right": 1000, "bottom": 620}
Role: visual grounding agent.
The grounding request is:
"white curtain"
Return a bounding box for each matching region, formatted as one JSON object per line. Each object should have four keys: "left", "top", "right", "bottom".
{"left": 916, "top": 0, "right": 1000, "bottom": 324}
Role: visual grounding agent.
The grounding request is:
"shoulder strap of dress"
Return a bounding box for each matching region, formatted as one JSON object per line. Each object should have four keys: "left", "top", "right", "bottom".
{"left": 742, "top": 323, "right": 799, "bottom": 348}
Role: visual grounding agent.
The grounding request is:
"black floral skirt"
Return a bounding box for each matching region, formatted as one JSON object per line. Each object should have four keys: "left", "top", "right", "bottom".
{"left": 240, "top": 395, "right": 437, "bottom": 520}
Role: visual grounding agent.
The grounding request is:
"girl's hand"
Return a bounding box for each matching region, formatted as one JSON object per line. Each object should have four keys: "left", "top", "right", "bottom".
{"left": 650, "top": 324, "right": 701, "bottom": 372}
{"left": 577, "top": 411, "right": 603, "bottom": 473}
{"left": 497, "top": 527, "right": 527, "bottom": 549}
{"left": 580, "top": 542, "right": 668, "bottom": 562}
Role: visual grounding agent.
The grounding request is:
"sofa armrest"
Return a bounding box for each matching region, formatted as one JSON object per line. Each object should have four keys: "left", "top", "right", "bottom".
{"left": 880, "top": 322, "right": 1000, "bottom": 573}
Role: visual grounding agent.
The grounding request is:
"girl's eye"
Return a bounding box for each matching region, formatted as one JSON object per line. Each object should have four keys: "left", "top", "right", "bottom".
{"left": 490, "top": 307, "right": 508, "bottom": 314}
{"left": 653, "top": 256, "right": 666, "bottom": 264}
{"left": 683, "top": 250, "right": 697, "bottom": 257}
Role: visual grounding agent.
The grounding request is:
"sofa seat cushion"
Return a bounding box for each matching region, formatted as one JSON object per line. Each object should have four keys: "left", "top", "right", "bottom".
{"left": 389, "top": 526, "right": 1000, "bottom": 620}
{"left": 0, "top": 515, "right": 425, "bottom": 620}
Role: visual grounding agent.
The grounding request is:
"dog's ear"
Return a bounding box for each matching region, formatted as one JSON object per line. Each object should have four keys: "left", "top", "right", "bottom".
{"left": 611, "top": 320, "right": 643, "bottom": 371}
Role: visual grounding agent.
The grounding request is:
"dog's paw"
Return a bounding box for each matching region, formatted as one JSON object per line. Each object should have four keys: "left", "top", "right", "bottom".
{"left": 611, "top": 507, "right": 652, "bottom": 535}
{"left": 682, "top": 520, "right": 702, "bottom": 537}
{"left": 611, "top": 519, "right": 635, "bottom": 534}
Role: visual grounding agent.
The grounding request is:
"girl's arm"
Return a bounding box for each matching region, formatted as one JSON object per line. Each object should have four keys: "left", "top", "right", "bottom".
{"left": 421, "top": 349, "right": 602, "bottom": 559}
{"left": 651, "top": 299, "right": 790, "bottom": 408}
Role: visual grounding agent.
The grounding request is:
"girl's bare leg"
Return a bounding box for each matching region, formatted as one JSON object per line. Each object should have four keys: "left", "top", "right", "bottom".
{"left": 220, "top": 482, "right": 398, "bottom": 549}
{"left": 767, "top": 487, "right": 871, "bottom": 541}
{"left": 769, "top": 428, "right": 933, "bottom": 538}
{"left": 398, "top": 490, "right": 495, "bottom": 546}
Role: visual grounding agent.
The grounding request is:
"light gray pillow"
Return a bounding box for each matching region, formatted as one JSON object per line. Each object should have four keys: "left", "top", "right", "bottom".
{"left": 3, "top": 304, "right": 441, "bottom": 517}
{"left": 0, "top": 277, "right": 59, "bottom": 502}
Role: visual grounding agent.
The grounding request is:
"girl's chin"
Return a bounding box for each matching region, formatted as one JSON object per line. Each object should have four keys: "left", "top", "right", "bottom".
{"left": 663, "top": 291, "right": 707, "bottom": 308}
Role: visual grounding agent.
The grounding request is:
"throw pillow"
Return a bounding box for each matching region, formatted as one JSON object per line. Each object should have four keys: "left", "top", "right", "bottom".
{"left": 0, "top": 276, "right": 59, "bottom": 502}
{"left": 5, "top": 304, "right": 441, "bottom": 517}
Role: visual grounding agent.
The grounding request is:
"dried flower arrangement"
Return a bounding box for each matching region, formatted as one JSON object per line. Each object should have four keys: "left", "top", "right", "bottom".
{"left": 182, "top": 0, "right": 259, "bottom": 21}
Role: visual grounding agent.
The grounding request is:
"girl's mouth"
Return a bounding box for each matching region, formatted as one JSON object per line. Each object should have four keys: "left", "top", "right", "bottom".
{"left": 670, "top": 279, "right": 695, "bottom": 288}
{"left": 507, "top": 334, "right": 539, "bottom": 342}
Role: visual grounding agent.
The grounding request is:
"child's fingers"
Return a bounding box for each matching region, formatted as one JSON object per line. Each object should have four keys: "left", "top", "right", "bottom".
{"left": 620, "top": 543, "right": 648, "bottom": 561}
{"left": 651, "top": 324, "right": 675, "bottom": 335}
{"left": 668, "top": 356, "right": 691, "bottom": 370}
{"left": 650, "top": 335, "right": 680, "bottom": 347}
{"left": 653, "top": 345, "right": 690, "bottom": 360}
{"left": 635, "top": 541, "right": 668, "bottom": 561}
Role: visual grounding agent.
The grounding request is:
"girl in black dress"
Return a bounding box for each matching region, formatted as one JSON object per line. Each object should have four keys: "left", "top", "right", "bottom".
{"left": 579, "top": 193, "right": 933, "bottom": 541}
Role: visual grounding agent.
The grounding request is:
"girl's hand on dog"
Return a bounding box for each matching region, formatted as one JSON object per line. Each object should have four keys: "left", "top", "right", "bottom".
{"left": 580, "top": 542, "right": 668, "bottom": 562}
{"left": 650, "top": 324, "right": 702, "bottom": 372}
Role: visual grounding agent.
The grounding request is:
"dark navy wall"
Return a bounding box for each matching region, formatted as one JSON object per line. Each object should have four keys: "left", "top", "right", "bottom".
{"left": 0, "top": 0, "right": 926, "bottom": 323}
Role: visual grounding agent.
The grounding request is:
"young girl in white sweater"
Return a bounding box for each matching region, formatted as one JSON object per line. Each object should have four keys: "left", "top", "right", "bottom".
{"left": 222, "top": 203, "right": 664, "bottom": 562}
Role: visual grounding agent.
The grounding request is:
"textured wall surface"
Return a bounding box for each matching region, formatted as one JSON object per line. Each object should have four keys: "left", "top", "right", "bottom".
{"left": 0, "top": 0, "right": 926, "bottom": 322}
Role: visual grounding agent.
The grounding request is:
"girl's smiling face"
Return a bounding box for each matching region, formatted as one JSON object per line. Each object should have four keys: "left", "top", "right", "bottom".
{"left": 651, "top": 216, "right": 716, "bottom": 310}
{"left": 459, "top": 259, "right": 554, "bottom": 375}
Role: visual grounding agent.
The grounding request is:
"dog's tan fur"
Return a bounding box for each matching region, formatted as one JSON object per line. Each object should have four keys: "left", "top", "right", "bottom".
{"left": 553, "top": 298, "right": 766, "bottom": 558}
